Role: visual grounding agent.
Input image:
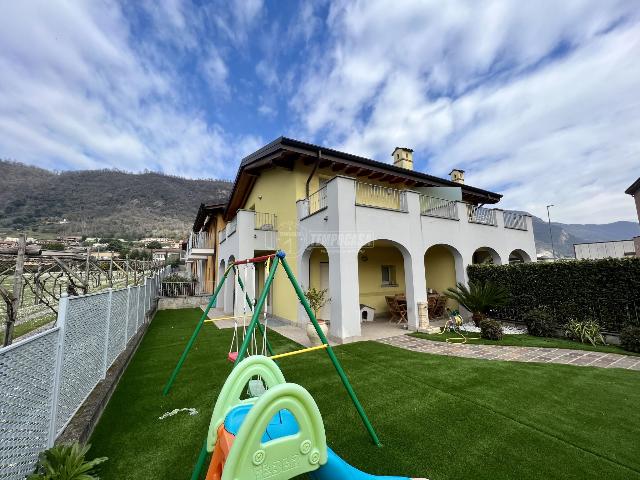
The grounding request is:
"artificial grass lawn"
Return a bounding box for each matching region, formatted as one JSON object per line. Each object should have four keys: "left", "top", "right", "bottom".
{"left": 411, "top": 330, "right": 640, "bottom": 356}
{"left": 89, "top": 308, "right": 640, "bottom": 480}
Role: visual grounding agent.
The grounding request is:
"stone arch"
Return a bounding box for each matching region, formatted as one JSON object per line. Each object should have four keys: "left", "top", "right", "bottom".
{"left": 424, "top": 244, "right": 465, "bottom": 315}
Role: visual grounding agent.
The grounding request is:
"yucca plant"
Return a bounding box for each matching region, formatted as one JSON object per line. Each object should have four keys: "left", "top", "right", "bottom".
{"left": 444, "top": 281, "right": 509, "bottom": 326}
{"left": 28, "top": 443, "right": 107, "bottom": 480}
{"left": 564, "top": 318, "right": 606, "bottom": 346}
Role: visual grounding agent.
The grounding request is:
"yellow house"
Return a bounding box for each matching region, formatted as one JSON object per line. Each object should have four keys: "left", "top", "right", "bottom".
{"left": 194, "top": 137, "right": 536, "bottom": 342}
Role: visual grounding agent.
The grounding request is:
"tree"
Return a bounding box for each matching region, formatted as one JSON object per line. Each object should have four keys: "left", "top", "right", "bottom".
{"left": 444, "top": 281, "right": 509, "bottom": 326}
{"left": 145, "top": 240, "right": 162, "bottom": 249}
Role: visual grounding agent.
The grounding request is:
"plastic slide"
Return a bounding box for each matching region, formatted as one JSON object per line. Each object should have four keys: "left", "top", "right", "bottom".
{"left": 222, "top": 404, "right": 410, "bottom": 480}
{"left": 202, "top": 355, "right": 426, "bottom": 480}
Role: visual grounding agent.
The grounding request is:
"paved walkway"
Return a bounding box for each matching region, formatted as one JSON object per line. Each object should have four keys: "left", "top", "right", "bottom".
{"left": 377, "top": 335, "right": 640, "bottom": 371}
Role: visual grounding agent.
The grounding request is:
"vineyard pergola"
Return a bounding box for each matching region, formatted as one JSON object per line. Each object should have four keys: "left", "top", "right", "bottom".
{"left": 0, "top": 246, "right": 165, "bottom": 346}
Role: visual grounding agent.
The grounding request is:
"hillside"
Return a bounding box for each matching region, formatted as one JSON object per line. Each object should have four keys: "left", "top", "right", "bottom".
{"left": 0, "top": 160, "right": 232, "bottom": 239}
{"left": 1, "top": 160, "right": 637, "bottom": 249}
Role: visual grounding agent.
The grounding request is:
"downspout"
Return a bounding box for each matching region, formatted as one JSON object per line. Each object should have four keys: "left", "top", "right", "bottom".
{"left": 305, "top": 149, "right": 322, "bottom": 198}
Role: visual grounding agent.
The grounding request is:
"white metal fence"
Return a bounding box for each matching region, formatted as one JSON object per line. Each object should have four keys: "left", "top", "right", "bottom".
{"left": 355, "top": 182, "right": 408, "bottom": 212}
{"left": 419, "top": 195, "right": 459, "bottom": 220}
{"left": 0, "top": 267, "right": 169, "bottom": 480}
{"left": 467, "top": 205, "right": 498, "bottom": 226}
{"left": 503, "top": 211, "right": 528, "bottom": 230}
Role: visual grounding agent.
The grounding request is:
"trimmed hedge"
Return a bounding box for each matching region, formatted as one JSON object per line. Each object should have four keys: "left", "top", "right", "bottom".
{"left": 467, "top": 258, "right": 640, "bottom": 333}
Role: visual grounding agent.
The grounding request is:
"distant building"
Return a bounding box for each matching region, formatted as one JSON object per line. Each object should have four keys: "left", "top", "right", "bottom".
{"left": 151, "top": 248, "right": 184, "bottom": 262}
{"left": 574, "top": 240, "right": 637, "bottom": 260}
{"left": 625, "top": 177, "right": 640, "bottom": 256}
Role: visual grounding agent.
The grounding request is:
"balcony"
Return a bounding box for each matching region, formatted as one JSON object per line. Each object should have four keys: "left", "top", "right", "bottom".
{"left": 298, "top": 185, "right": 328, "bottom": 219}
{"left": 467, "top": 205, "right": 498, "bottom": 226}
{"left": 217, "top": 210, "right": 279, "bottom": 258}
{"left": 186, "top": 230, "right": 215, "bottom": 260}
{"left": 297, "top": 176, "right": 533, "bottom": 261}
{"left": 355, "top": 182, "right": 407, "bottom": 212}
{"left": 420, "top": 195, "right": 458, "bottom": 220}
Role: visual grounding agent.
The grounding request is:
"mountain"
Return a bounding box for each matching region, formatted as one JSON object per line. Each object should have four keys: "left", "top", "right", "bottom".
{"left": 532, "top": 216, "right": 639, "bottom": 258}
{"left": 1, "top": 160, "right": 637, "bottom": 249}
{"left": 0, "top": 160, "right": 232, "bottom": 240}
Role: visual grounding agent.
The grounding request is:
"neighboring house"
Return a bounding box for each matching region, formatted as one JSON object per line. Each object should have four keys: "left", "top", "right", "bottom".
{"left": 195, "top": 137, "right": 536, "bottom": 342}
{"left": 574, "top": 240, "right": 637, "bottom": 259}
{"left": 152, "top": 248, "right": 184, "bottom": 262}
{"left": 625, "top": 177, "right": 640, "bottom": 256}
{"left": 185, "top": 203, "right": 226, "bottom": 294}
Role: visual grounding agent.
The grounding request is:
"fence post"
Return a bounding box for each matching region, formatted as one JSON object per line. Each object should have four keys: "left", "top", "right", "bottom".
{"left": 102, "top": 288, "right": 113, "bottom": 379}
{"left": 125, "top": 285, "right": 131, "bottom": 344}
{"left": 136, "top": 285, "right": 141, "bottom": 330}
{"left": 47, "top": 293, "right": 68, "bottom": 446}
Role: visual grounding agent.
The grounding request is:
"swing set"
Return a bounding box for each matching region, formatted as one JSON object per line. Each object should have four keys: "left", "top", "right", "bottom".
{"left": 162, "top": 251, "right": 381, "bottom": 478}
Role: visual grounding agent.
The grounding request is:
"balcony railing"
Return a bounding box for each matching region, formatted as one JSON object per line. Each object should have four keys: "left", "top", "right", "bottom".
{"left": 503, "top": 211, "right": 528, "bottom": 230}
{"left": 355, "top": 182, "right": 407, "bottom": 212}
{"left": 255, "top": 212, "right": 278, "bottom": 231}
{"left": 190, "top": 230, "right": 215, "bottom": 250}
{"left": 467, "top": 205, "right": 497, "bottom": 226}
{"left": 227, "top": 217, "right": 237, "bottom": 236}
{"left": 420, "top": 195, "right": 458, "bottom": 220}
{"left": 300, "top": 185, "right": 328, "bottom": 219}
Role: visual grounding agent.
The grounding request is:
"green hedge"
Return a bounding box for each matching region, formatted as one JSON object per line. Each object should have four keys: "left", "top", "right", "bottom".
{"left": 467, "top": 258, "right": 640, "bottom": 333}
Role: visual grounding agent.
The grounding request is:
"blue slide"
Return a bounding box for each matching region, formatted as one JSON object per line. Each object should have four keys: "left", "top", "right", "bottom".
{"left": 224, "top": 405, "right": 412, "bottom": 480}
{"left": 310, "top": 447, "right": 410, "bottom": 480}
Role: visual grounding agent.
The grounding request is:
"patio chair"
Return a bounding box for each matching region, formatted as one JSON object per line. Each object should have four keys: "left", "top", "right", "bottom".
{"left": 385, "top": 296, "right": 400, "bottom": 323}
{"left": 432, "top": 295, "right": 447, "bottom": 318}
{"left": 395, "top": 299, "right": 408, "bottom": 325}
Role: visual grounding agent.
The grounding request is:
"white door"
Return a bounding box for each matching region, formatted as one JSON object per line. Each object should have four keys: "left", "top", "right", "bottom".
{"left": 319, "top": 262, "right": 330, "bottom": 321}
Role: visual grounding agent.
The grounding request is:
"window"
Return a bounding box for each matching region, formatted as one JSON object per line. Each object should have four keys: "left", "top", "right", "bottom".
{"left": 381, "top": 265, "right": 397, "bottom": 287}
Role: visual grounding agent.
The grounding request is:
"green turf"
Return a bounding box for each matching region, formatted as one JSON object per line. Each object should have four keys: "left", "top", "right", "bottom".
{"left": 411, "top": 330, "right": 639, "bottom": 356}
{"left": 89, "top": 308, "right": 640, "bottom": 480}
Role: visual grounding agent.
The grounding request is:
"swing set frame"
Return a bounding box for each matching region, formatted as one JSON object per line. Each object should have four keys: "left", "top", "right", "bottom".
{"left": 161, "top": 250, "right": 381, "bottom": 479}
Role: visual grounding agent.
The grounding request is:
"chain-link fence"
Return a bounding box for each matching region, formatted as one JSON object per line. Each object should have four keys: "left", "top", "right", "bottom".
{"left": 0, "top": 267, "right": 169, "bottom": 480}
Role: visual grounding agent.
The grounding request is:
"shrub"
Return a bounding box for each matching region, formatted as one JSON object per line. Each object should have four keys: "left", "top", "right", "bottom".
{"left": 467, "top": 258, "right": 640, "bottom": 333}
{"left": 564, "top": 318, "right": 606, "bottom": 346}
{"left": 28, "top": 442, "right": 107, "bottom": 480}
{"left": 620, "top": 326, "right": 640, "bottom": 353}
{"left": 444, "top": 281, "right": 509, "bottom": 326}
{"left": 480, "top": 319, "right": 503, "bottom": 340}
{"left": 521, "top": 309, "right": 556, "bottom": 337}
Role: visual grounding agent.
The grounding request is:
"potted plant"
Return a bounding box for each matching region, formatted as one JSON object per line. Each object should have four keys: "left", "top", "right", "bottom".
{"left": 304, "top": 287, "right": 330, "bottom": 345}
{"left": 444, "top": 281, "right": 509, "bottom": 326}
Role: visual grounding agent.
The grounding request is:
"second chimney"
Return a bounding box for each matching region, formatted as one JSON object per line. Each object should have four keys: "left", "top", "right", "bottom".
{"left": 450, "top": 169, "right": 465, "bottom": 184}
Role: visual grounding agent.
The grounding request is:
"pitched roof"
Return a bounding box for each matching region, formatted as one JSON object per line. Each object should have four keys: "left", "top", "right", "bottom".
{"left": 192, "top": 202, "right": 226, "bottom": 232}
{"left": 625, "top": 177, "right": 640, "bottom": 195}
{"left": 226, "top": 136, "right": 502, "bottom": 219}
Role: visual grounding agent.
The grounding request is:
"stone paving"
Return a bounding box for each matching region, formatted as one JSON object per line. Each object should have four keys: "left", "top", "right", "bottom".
{"left": 377, "top": 335, "right": 640, "bottom": 371}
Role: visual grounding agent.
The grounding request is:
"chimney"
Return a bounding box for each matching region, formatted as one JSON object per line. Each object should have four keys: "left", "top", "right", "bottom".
{"left": 391, "top": 147, "right": 413, "bottom": 170}
{"left": 449, "top": 168, "right": 465, "bottom": 184}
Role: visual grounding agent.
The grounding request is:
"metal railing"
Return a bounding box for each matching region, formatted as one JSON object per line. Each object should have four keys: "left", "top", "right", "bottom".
{"left": 355, "top": 182, "right": 407, "bottom": 212}
{"left": 227, "top": 217, "right": 237, "bottom": 236}
{"left": 420, "top": 195, "right": 458, "bottom": 220}
{"left": 467, "top": 205, "right": 497, "bottom": 226}
{"left": 300, "top": 185, "right": 328, "bottom": 219}
{"left": 190, "top": 230, "right": 215, "bottom": 250}
{"left": 503, "top": 211, "right": 528, "bottom": 230}
{"left": 160, "top": 281, "right": 198, "bottom": 297}
{"left": 255, "top": 212, "right": 278, "bottom": 230}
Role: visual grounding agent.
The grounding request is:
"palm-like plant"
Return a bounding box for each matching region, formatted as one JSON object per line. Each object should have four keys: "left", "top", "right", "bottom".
{"left": 28, "top": 443, "right": 107, "bottom": 480}
{"left": 444, "top": 281, "right": 509, "bottom": 326}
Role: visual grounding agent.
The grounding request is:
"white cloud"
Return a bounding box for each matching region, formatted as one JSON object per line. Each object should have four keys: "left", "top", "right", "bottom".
{"left": 292, "top": 0, "right": 640, "bottom": 222}
{"left": 0, "top": 1, "right": 260, "bottom": 179}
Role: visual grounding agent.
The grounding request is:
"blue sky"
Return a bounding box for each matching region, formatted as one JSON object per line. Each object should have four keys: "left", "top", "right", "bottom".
{"left": 1, "top": 1, "right": 639, "bottom": 223}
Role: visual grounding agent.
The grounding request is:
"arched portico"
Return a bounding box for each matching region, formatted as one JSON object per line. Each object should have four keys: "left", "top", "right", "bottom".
{"left": 472, "top": 247, "right": 502, "bottom": 265}
{"left": 424, "top": 244, "right": 464, "bottom": 316}
{"left": 509, "top": 249, "right": 532, "bottom": 264}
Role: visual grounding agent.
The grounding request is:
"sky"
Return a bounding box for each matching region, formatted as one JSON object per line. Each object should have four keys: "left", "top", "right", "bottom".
{"left": 0, "top": 0, "right": 639, "bottom": 224}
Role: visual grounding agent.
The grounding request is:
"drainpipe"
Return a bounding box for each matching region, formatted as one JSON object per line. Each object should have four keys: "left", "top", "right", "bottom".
{"left": 305, "top": 149, "right": 322, "bottom": 198}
